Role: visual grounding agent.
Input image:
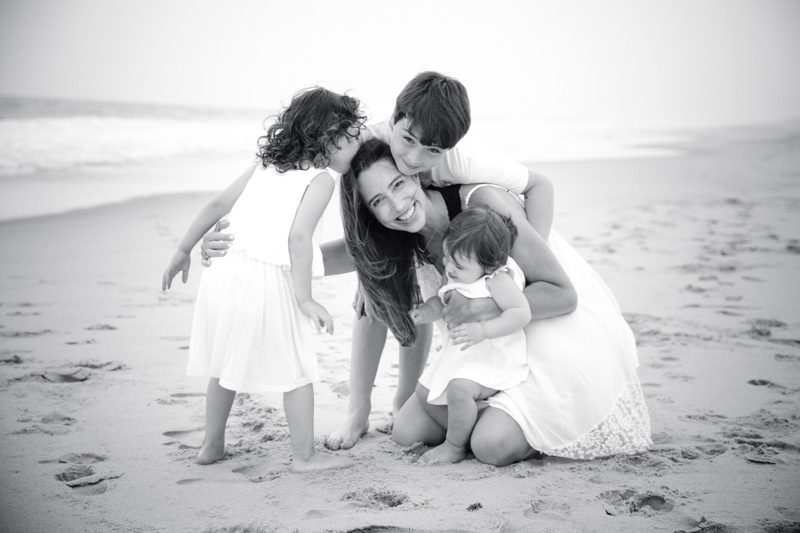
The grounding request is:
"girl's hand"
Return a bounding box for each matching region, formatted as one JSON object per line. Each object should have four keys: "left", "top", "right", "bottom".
{"left": 409, "top": 308, "right": 425, "bottom": 325}
{"left": 442, "top": 292, "right": 501, "bottom": 329}
{"left": 299, "top": 300, "right": 334, "bottom": 335}
{"left": 449, "top": 322, "right": 487, "bottom": 351}
{"left": 162, "top": 250, "right": 191, "bottom": 291}
{"left": 200, "top": 219, "right": 234, "bottom": 267}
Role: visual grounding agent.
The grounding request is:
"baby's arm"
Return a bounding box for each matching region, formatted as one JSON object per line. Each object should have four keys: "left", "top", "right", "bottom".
{"left": 161, "top": 164, "right": 257, "bottom": 290}
{"left": 289, "top": 172, "right": 335, "bottom": 334}
{"left": 409, "top": 296, "right": 445, "bottom": 325}
{"left": 450, "top": 272, "right": 531, "bottom": 350}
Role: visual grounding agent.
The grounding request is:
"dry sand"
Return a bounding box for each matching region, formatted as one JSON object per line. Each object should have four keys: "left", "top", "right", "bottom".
{"left": 1, "top": 123, "right": 799, "bottom": 532}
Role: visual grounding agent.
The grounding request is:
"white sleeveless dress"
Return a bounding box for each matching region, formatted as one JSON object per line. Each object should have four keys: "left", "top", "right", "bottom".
{"left": 420, "top": 184, "right": 652, "bottom": 459}
{"left": 419, "top": 258, "right": 530, "bottom": 405}
{"left": 186, "top": 164, "right": 329, "bottom": 393}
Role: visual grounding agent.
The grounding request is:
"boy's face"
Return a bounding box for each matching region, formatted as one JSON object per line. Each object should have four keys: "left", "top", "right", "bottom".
{"left": 390, "top": 118, "right": 449, "bottom": 177}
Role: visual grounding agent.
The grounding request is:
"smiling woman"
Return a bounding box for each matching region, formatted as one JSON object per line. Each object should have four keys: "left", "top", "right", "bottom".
{"left": 340, "top": 137, "right": 652, "bottom": 466}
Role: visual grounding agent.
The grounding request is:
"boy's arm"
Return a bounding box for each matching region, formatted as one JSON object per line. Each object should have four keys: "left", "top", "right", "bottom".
{"left": 288, "top": 172, "right": 336, "bottom": 333}
{"left": 435, "top": 145, "right": 554, "bottom": 239}
{"left": 162, "top": 164, "right": 257, "bottom": 290}
{"left": 409, "top": 295, "right": 445, "bottom": 324}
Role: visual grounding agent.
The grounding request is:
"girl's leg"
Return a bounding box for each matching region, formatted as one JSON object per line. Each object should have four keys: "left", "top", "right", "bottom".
{"left": 420, "top": 379, "right": 497, "bottom": 465}
{"left": 392, "top": 385, "right": 447, "bottom": 447}
{"left": 197, "top": 378, "right": 236, "bottom": 464}
{"left": 284, "top": 383, "right": 350, "bottom": 473}
{"left": 325, "top": 317, "right": 387, "bottom": 450}
{"left": 470, "top": 406, "right": 539, "bottom": 466}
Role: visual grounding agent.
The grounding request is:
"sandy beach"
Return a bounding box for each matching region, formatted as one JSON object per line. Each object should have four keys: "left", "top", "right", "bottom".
{"left": 1, "top": 123, "right": 799, "bottom": 533}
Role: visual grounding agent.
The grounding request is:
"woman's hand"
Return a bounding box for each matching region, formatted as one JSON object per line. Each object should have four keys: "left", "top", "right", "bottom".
{"left": 162, "top": 250, "right": 191, "bottom": 291}
{"left": 449, "top": 322, "right": 487, "bottom": 351}
{"left": 200, "top": 219, "right": 234, "bottom": 267}
{"left": 352, "top": 282, "right": 377, "bottom": 323}
{"left": 441, "top": 292, "right": 501, "bottom": 329}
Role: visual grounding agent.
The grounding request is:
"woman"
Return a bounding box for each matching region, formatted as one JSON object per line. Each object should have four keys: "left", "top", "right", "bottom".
{"left": 340, "top": 139, "right": 652, "bottom": 465}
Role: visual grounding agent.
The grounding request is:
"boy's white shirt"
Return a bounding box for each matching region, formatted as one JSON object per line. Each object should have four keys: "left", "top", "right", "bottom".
{"left": 366, "top": 118, "right": 529, "bottom": 194}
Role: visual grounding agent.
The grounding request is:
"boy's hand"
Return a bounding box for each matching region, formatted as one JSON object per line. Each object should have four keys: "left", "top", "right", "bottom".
{"left": 352, "top": 283, "right": 376, "bottom": 323}
{"left": 449, "top": 322, "right": 487, "bottom": 351}
{"left": 299, "top": 300, "right": 334, "bottom": 335}
{"left": 162, "top": 250, "right": 191, "bottom": 291}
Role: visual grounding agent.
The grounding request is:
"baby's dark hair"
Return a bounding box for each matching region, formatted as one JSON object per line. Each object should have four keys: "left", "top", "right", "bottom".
{"left": 443, "top": 205, "right": 518, "bottom": 273}
{"left": 393, "top": 71, "right": 470, "bottom": 150}
{"left": 258, "top": 87, "right": 367, "bottom": 172}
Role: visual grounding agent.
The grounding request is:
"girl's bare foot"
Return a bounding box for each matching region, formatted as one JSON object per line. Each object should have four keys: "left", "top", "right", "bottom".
{"left": 290, "top": 451, "right": 353, "bottom": 473}
{"left": 196, "top": 441, "right": 226, "bottom": 465}
{"left": 324, "top": 416, "right": 369, "bottom": 450}
{"left": 418, "top": 440, "right": 467, "bottom": 465}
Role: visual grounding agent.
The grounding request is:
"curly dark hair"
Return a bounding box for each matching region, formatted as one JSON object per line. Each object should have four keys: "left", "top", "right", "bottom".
{"left": 257, "top": 87, "right": 367, "bottom": 173}
{"left": 340, "top": 138, "right": 434, "bottom": 347}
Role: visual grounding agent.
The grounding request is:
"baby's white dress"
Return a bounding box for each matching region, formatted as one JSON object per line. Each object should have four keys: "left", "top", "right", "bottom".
{"left": 187, "top": 164, "right": 329, "bottom": 393}
{"left": 416, "top": 183, "right": 652, "bottom": 460}
{"left": 418, "top": 258, "right": 530, "bottom": 405}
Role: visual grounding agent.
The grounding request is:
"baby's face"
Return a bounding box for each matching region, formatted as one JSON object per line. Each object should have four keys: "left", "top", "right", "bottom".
{"left": 442, "top": 245, "right": 485, "bottom": 284}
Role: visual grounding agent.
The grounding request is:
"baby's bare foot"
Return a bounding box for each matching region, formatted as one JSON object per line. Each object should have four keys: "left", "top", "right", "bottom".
{"left": 324, "top": 416, "right": 369, "bottom": 450}
{"left": 196, "top": 442, "right": 226, "bottom": 465}
{"left": 290, "top": 451, "right": 353, "bottom": 473}
{"left": 418, "top": 440, "right": 467, "bottom": 465}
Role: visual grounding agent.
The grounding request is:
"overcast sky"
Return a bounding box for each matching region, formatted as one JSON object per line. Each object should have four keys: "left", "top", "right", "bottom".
{"left": 1, "top": 0, "right": 798, "bottom": 127}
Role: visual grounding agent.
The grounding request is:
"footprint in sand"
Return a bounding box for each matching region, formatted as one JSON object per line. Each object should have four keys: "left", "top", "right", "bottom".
{"left": 55, "top": 454, "right": 120, "bottom": 496}
{"left": 157, "top": 392, "right": 205, "bottom": 405}
{"left": 232, "top": 464, "right": 284, "bottom": 483}
{"left": 85, "top": 323, "right": 116, "bottom": 331}
{"left": 0, "top": 329, "right": 52, "bottom": 338}
{"left": 598, "top": 489, "right": 674, "bottom": 516}
{"left": 162, "top": 428, "right": 204, "bottom": 450}
{"left": 341, "top": 487, "right": 409, "bottom": 509}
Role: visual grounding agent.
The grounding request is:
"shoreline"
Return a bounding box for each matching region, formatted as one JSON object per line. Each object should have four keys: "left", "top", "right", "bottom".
{"left": 1, "top": 124, "right": 799, "bottom": 532}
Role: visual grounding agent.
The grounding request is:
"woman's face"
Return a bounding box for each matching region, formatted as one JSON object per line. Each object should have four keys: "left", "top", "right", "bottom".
{"left": 356, "top": 157, "right": 427, "bottom": 234}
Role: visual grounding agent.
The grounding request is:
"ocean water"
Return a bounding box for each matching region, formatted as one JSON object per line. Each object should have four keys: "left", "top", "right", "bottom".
{"left": 0, "top": 96, "right": 685, "bottom": 221}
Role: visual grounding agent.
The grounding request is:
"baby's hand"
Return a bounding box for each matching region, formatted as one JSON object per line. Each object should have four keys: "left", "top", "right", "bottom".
{"left": 162, "top": 250, "right": 191, "bottom": 291}
{"left": 449, "top": 322, "right": 486, "bottom": 351}
{"left": 409, "top": 308, "right": 425, "bottom": 325}
{"left": 299, "top": 300, "right": 334, "bottom": 335}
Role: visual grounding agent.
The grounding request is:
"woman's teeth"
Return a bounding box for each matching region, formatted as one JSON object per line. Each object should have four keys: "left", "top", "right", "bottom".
{"left": 397, "top": 203, "right": 416, "bottom": 221}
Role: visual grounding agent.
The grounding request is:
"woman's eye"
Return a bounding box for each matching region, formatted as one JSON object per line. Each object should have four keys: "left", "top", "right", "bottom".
{"left": 394, "top": 179, "right": 405, "bottom": 189}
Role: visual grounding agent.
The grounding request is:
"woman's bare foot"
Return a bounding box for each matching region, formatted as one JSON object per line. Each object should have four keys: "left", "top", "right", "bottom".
{"left": 196, "top": 441, "right": 226, "bottom": 465}
{"left": 418, "top": 440, "right": 467, "bottom": 465}
{"left": 324, "top": 416, "right": 369, "bottom": 450}
{"left": 290, "top": 451, "right": 353, "bottom": 473}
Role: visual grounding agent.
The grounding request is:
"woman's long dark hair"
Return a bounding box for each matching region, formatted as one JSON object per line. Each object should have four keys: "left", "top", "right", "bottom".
{"left": 340, "top": 139, "right": 433, "bottom": 346}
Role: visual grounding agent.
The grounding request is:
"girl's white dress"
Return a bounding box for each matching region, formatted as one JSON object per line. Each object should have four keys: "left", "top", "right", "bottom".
{"left": 187, "top": 164, "right": 329, "bottom": 393}
{"left": 418, "top": 258, "right": 530, "bottom": 405}
{"left": 417, "top": 184, "right": 652, "bottom": 459}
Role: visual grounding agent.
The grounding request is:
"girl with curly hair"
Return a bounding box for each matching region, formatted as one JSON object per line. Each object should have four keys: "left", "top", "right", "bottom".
{"left": 162, "top": 87, "right": 365, "bottom": 472}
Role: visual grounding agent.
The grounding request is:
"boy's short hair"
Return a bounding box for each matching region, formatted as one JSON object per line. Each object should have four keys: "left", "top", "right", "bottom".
{"left": 392, "top": 71, "right": 470, "bottom": 150}
{"left": 444, "top": 206, "right": 518, "bottom": 273}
